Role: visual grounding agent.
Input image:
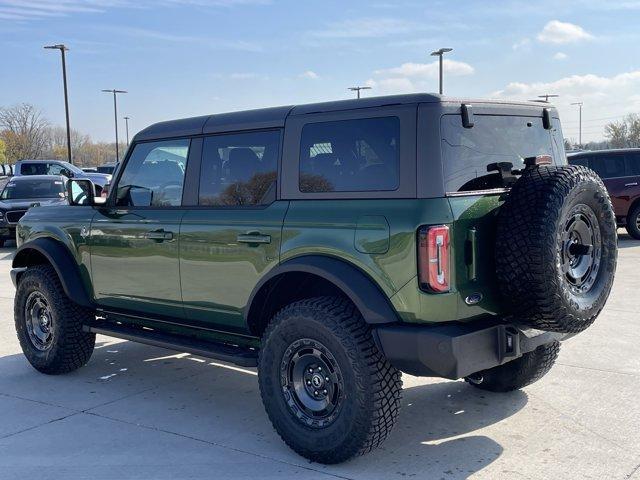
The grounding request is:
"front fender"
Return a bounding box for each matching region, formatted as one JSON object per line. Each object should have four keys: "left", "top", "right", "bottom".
{"left": 12, "top": 237, "right": 94, "bottom": 308}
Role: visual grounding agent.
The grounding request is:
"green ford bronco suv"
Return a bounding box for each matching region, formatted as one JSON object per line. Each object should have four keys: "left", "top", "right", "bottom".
{"left": 11, "top": 94, "right": 617, "bottom": 464}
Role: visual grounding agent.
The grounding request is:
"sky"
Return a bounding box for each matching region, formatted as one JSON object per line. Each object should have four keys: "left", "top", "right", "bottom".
{"left": 1, "top": 0, "right": 640, "bottom": 143}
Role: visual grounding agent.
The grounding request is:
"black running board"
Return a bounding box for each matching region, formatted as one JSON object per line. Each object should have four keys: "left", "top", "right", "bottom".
{"left": 84, "top": 321, "right": 258, "bottom": 367}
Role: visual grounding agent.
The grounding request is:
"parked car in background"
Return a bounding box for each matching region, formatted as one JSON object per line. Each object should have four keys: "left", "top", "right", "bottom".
{"left": 81, "top": 167, "right": 98, "bottom": 173}
{"left": 0, "top": 175, "right": 68, "bottom": 247}
{"left": 568, "top": 148, "right": 640, "bottom": 239}
{"left": 14, "top": 160, "right": 111, "bottom": 194}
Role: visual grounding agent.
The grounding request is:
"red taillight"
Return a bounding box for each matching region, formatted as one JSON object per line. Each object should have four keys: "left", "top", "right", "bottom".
{"left": 418, "top": 225, "right": 450, "bottom": 293}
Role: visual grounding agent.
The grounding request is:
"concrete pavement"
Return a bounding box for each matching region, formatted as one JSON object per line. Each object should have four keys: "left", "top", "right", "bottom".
{"left": 0, "top": 235, "right": 639, "bottom": 479}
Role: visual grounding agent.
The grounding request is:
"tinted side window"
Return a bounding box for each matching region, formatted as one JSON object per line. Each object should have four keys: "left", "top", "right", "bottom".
{"left": 116, "top": 139, "right": 190, "bottom": 207}
{"left": 198, "top": 130, "right": 279, "bottom": 206}
{"left": 21, "top": 163, "right": 48, "bottom": 175}
{"left": 625, "top": 152, "right": 640, "bottom": 175}
{"left": 589, "top": 154, "right": 626, "bottom": 179}
{"left": 568, "top": 156, "right": 589, "bottom": 167}
{"left": 299, "top": 117, "right": 400, "bottom": 193}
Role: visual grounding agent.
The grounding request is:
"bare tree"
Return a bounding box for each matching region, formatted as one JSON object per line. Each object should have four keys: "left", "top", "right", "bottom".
{"left": 0, "top": 104, "right": 50, "bottom": 162}
{"left": 605, "top": 114, "right": 640, "bottom": 148}
{"left": 45, "top": 126, "right": 91, "bottom": 162}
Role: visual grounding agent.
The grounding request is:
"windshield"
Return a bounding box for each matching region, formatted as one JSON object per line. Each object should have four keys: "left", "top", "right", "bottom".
{"left": 58, "top": 161, "right": 83, "bottom": 175}
{"left": 441, "top": 114, "right": 565, "bottom": 193}
{"left": 1, "top": 179, "right": 66, "bottom": 200}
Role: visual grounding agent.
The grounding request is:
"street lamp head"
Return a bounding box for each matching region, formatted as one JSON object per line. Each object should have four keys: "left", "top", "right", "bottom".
{"left": 44, "top": 44, "right": 68, "bottom": 51}
{"left": 431, "top": 47, "right": 453, "bottom": 56}
{"left": 102, "top": 89, "right": 128, "bottom": 94}
{"left": 570, "top": 102, "right": 583, "bottom": 106}
{"left": 348, "top": 86, "right": 371, "bottom": 91}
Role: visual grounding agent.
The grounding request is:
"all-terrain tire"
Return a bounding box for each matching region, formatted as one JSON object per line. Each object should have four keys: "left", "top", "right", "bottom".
{"left": 625, "top": 203, "right": 640, "bottom": 240}
{"left": 15, "top": 265, "right": 96, "bottom": 374}
{"left": 258, "top": 296, "right": 402, "bottom": 464}
{"left": 466, "top": 341, "right": 560, "bottom": 392}
{"left": 496, "top": 165, "right": 617, "bottom": 333}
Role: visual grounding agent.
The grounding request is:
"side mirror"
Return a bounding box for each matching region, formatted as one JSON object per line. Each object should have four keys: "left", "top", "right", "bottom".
{"left": 67, "top": 179, "right": 96, "bottom": 206}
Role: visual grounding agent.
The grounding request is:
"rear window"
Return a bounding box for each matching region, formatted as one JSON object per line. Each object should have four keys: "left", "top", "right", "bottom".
{"left": 299, "top": 117, "right": 400, "bottom": 193}
{"left": 441, "top": 115, "right": 561, "bottom": 193}
{"left": 1, "top": 179, "right": 66, "bottom": 200}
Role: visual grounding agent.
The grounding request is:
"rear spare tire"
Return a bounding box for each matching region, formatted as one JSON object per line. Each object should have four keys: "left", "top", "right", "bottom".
{"left": 496, "top": 165, "right": 617, "bottom": 333}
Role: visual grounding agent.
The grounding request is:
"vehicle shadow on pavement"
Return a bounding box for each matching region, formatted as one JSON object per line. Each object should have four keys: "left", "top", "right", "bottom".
{"left": 0, "top": 338, "right": 526, "bottom": 479}
{"left": 617, "top": 232, "right": 640, "bottom": 249}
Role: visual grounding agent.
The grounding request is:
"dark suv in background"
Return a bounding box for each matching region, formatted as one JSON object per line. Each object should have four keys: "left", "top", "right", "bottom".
{"left": 568, "top": 149, "right": 640, "bottom": 239}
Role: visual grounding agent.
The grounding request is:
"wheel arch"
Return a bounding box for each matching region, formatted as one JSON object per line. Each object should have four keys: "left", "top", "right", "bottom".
{"left": 245, "top": 255, "right": 399, "bottom": 337}
{"left": 12, "top": 237, "right": 94, "bottom": 308}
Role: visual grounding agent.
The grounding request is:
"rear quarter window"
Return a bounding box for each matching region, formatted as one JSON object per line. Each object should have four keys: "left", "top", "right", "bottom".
{"left": 299, "top": 116, "right": 400, "bottom": 193}
{"left": 441, "top": 115, "right": 559, "bottom": 193}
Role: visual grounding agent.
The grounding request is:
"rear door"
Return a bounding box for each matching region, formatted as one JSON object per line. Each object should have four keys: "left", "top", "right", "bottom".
{"left": 589, "top": 153, "right": 628, "bottom": 217}
{"left": 623, "top": 151, "right": 640, "bottom": 217}
{"left": 179, "top": 130, "right": 287, "bottom": 333}
{"left": 90, "top": 138, "right": 192, "bottom": 318}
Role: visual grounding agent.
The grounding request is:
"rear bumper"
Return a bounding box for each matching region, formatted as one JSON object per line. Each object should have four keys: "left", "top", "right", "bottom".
{"left": 373, "top": 319, "right": 568, "bottom": 380}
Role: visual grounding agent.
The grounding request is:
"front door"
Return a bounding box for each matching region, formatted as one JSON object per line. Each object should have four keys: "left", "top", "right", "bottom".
{"left": 90, "top": 138, "right": 192, "bottom": 319}
{"left": 179, "top": 130, "right": 286, "bottom": 333}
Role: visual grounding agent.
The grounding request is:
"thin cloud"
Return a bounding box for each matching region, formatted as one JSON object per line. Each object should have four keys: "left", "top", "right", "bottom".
{"left": 491, "top": 70, "right": 640, "bottom": 141}
{"left": 537, "top": 20, "right": 594, "bottom": 44}
{"left": 310, "top": 17, "right": 418, "bottom": 39}
{"left": 368, "top": 59, "right": 474, "bottom": 94}
{"left": 299, "top": 70, "right": 319, "bottom": 79}
{"left": 512, "top": 38, "right": 531, "bottom": 51}
{"left": 108, "top": 26, "right": 263, "bottom": 52}
{"left": 553, "top": 52, "right": 568, "bottom": 60}
{"left": 375, "top": 60, "right": 474, "bottom": 78}
{"left": 0, "top": 0, "right": 268, "bottom": 21}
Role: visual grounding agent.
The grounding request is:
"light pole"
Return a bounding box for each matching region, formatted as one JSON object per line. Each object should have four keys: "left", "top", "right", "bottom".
{"left": 430, "top": 47, "right": 453, "bottom": 95}
{"left": 101, "top": 89, "right": 127, "bottom": 162}
{"left": 44, "top": 44, "right": 72, "bottom": 164}
{"left": 348, "top": 86, "right": 371, "bottom": 99}
{"left": 538, "top": 94, "right": 559, "bottom": 102}
{"left": 571, "top": 102, "right": 583, "bottom": 146}
{"left": 123, "top": 116, "right": 131, "bottom": 145}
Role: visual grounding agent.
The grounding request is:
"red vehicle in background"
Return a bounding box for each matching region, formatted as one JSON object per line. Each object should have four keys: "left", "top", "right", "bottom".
{"left": 568, "top": 148, "right": 640, "bottom": 239}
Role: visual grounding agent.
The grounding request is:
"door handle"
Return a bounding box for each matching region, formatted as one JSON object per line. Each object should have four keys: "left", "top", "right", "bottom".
{"left": 625, "top": 182, "right": 638, "bottom": 187}
{"left": 237, "top": 232, "right": 271, "bottom": 245}
{"left": 145, "top": 229, "right": 174, "bottom": 241}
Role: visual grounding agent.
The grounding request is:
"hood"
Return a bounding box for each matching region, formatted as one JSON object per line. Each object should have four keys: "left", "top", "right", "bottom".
{"left": 80, "top": 172, "right": 112, "bottom": 187}
{"left": 0, "top": 197, "right": 67, "bottom": 210}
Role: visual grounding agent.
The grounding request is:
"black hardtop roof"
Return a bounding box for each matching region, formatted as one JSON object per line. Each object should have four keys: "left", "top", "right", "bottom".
{"left": 133, "top": 93, "right": 553, "bottom": 142}
{"left": 568, "top": 148, "right": 640, "bottom": 157}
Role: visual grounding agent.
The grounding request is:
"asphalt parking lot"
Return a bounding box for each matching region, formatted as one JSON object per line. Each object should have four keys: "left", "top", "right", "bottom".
{"left": 0, "top": 235, "right": 638, "bottom": 480}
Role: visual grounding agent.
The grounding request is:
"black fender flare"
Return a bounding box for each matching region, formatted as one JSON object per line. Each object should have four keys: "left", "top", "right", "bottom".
{"left": 245, "top": 255, "right": 400, "bottom": 326}
{"left": 12, "top": 237, "right": 94, "bottom": 308}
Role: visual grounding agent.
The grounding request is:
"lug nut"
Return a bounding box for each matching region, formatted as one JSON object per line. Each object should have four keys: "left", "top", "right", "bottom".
{"left": 308, "top": 368, "right": 313, "bottom": 373}
{"left": 314, "top": 391, "right": 319, "bottom": 396}
{"left": 318, "top": 367, "right": 322, "bottom": 372}
{"left": 325, "top": 376, "right": 330, "bottom": 382}
{"left": 306, "top": 380, "right": 311, "bottom": 385}
{"left": 323, "top": 389, "right": 327, "bottom": 395}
